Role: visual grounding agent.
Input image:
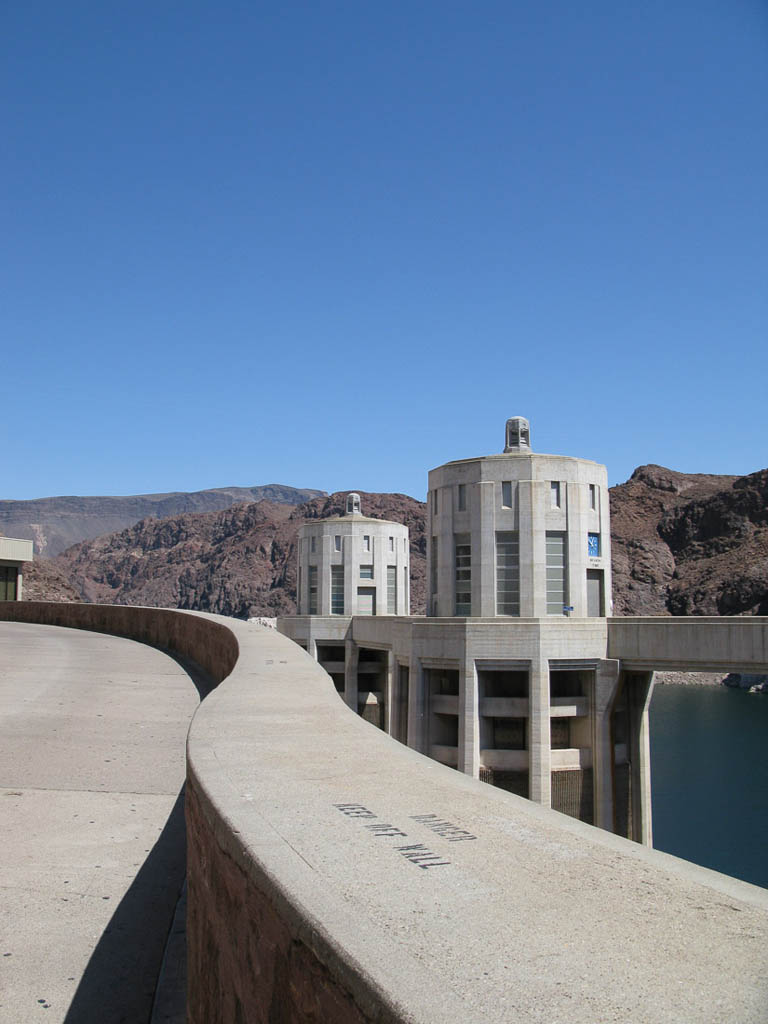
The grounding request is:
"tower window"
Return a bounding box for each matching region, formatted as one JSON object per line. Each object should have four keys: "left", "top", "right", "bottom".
{"left": 457, "top": 484, "right": 466, "bottom": 511}
{"left": 308, "top": 566, "right": 318, "bottom": 614}
{"left": 455, "top": 534, "right": 471, "bottom": 615}
{"left": 546, "top": 532, "right": 568, "bottom": 615}
{"left": 331, "top": 565, "right": 344, "bottom": 614}
{"left": 501, "top": 481, "right": 512, "bottom": 508}
{"left": 550, "top": 482, "right": 561, "bottom": 508}
{"left": 310, "top": 536, "right": 316, "bottom": 553}
{"left": 589, "top": 484, "right": 597, "bottom": 510}
{"left": 496, "top": 531, "right": 520, "bottom": 616}
{"left": 334, "top": 535, "right": 342, "bottom": 552}
{"left": 360, "top": 564, "right": 374, "bottom": 579}
{"left": 363, "top": 535, "right": 370, "bottom": 552}
{"left": 387, "top": 565, "right": 397, "bottom": 613}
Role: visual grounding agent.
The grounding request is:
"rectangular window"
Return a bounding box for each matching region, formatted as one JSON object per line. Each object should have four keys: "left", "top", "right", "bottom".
{"left": 457, "top": 484, "right": 466, "bottom": 511}
{"left": 357, "top": 587, "right": 375, "bottom": 615}
{"left": 331, "top": 565, "right": 344, "bottom": 614}
{"left": 308, "top": 566, "right": 318, "bottom": 614}
{"left": 589, "top": 484, "right": 597, "bottom": 510}
{"left": 363, "top": 535, "right": 370, "bottom": 552}
{"left": 387, "top": 565, "right": 396, "bottom": 613}
{"left": 388, "top": 536, "right": 394, "bottom": 551}
{"left": 546, "top": 532, "right": 567, "bottom": 615}
{"left": 454, "top": 533, "right": 471, "bottom": 615}
{"left": 551, "top": 719, "right": 571, "bottom": 750}
{"left": 297, "top": 567, "right": 302, "bottom": 608}
{"left": 404, "top": 566, "right": 408, "bottom": 610}
{"left": 0, "top": 565, "right": 18, "bottom": 601}
{"left": 496, "top": 531, "right": 520, "bottom": 616}
{"left": 493, "top": 718, "right": 526, "bottom": 750}
{"left": 430, "top": 537, "right": 438, "bottom": 596}
{"left": 587, "top": 533, "right": 601, "bottom": 558}
{"left": 501, "top": 481, "right": 512, "bottom": 508}
{"left": 550, "top": 481, "right": 561, "bottom": 508}
{"left": 432, "top": 489, "right": 438, "bottom": 515}
{"left": 334, "top": 535, "right": 341, "bottom": 552}
{"left": 360, "top": 564, "right": 374, "bottom": 579}
{"left": 310, "top": 536, "right": 316, "bottom": 553}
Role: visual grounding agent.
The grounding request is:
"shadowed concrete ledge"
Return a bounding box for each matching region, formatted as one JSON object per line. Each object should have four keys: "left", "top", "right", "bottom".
{"left": 3, "top": 602, "right": 768, "bottom": 1023}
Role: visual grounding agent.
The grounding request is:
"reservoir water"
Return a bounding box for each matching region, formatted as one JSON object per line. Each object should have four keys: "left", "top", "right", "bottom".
{"left": 649, "top": 683, "right": 768, "bottom": 890}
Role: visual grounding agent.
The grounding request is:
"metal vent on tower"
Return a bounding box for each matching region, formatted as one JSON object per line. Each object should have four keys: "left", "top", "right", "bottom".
{"left": 346, "top": 492, "right": 362, "bottom": 515}
{"left": 504, "top": 417, "right": 531, "bottom": 452}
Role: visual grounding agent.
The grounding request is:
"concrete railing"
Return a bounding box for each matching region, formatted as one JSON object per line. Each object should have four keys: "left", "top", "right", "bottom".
{"left": 3, "top": 602, "right": 768, "bottom": 1022}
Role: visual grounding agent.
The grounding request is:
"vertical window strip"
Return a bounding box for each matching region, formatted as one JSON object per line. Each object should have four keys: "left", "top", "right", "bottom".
{"left": 545, "top": 532, "right": 567, "bottom": 614}
{"left": 496, "top": 531, "right": 520, "bottom": 616}
{"left": 455, "top": 533, "right": 471, "bottom": 615}
{"left": 387, "top": 565, "right": 397, "bottom": 614}
{"left": 308, "top": 566, "right": 318, "bottom": 614}
{"left": 331, "top": 565, "right": 344, "bottom": 614}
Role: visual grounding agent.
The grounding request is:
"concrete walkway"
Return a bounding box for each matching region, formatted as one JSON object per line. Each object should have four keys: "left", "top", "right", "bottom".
{"left": 0, "top": 622, "right": 201, "bottom": 1024}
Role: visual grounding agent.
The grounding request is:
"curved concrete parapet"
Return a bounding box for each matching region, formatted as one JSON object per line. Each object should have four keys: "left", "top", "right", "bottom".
{"left": 3, "top": 603, "right": 768, "bottom": 1022}
{"left": 0, "top": 600, "right": 238, "bottom": 684}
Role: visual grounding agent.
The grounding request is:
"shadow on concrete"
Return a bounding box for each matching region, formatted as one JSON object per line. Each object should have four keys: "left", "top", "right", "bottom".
{"left": 158, "top": 649, "right": 219, "bottom": 701}
{"left": 61, "top": 651, "right": 219, "bottom": 1023}
{"left": 63, "top": 788, "right": 187, "bottom": 1024}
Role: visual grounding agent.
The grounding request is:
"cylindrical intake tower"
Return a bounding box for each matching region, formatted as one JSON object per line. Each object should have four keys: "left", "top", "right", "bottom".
{"left": 426, "top": 419, "right": 611, "bottom": 617}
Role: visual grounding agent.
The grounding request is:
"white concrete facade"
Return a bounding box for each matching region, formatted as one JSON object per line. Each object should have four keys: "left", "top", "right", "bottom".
{"left": 426, "top": 417, "right": 611, "bottom": 618}
{"left": 280, "top": 421, "right": 650, "bottom": 843}
{"left": 296, "top": 494, "right": 410, "bottom": 617}
{"left": 0, "top": 535, "right": 34, "bottom": 601}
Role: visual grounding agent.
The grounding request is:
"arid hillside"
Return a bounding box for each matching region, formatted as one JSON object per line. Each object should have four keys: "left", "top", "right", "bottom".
{"left": 0, "top": 483, "right": 325, "bottom": 557}
{"left": 611, "top": 465, "right": 768, "bottom": 616}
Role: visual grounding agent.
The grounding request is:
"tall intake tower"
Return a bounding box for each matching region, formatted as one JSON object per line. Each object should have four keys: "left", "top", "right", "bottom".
{"left": 426, "top": 417, "right": 611, "bottom": 618}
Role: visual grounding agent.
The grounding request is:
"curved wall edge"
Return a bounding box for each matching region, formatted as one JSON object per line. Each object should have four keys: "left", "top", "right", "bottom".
{"left": 3, "top": 603, "right": 768, "bottom": 1023}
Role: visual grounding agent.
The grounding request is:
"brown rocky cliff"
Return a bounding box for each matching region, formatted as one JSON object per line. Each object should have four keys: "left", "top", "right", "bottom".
{"left": 610, "top": 465, "right": 768, "bottom": 615}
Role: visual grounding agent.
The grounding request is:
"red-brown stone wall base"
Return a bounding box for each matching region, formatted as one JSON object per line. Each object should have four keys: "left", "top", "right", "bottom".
{"left": 186, "top": 783, "right": 376, "bottom": 1024}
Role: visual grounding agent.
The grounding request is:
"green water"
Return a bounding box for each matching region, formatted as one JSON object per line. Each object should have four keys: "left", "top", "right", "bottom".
{"left": 649, "top": 684, "right": 768, "bottom": 889}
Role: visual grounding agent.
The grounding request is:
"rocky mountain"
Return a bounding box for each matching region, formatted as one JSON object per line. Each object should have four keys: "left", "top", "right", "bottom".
{"left": 20, "top": 466, "right": 768, "bottom": 620}
{"left": 610, "top": 465, "right": 768, "bottom": 616}
{"left": 22, "top": 492, "right": 427, "bottom": 619}
{"left": 0, "top": 483, "right": 325, "bottom": 557}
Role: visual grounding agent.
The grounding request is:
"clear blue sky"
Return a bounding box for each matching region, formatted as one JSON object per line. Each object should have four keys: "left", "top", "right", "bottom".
{"left": 4, "top": 2, "right": 766, "bottom": 501}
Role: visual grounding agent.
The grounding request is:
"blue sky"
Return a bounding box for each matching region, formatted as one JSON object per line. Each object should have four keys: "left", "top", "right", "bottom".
{"left": 4, "top": 2, "right": 766, "bottom": 501}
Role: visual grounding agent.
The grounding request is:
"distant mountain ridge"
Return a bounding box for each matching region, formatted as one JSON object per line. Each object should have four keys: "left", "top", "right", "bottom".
{"left": 0, "top": 483, "right": 326, "bottom": 557}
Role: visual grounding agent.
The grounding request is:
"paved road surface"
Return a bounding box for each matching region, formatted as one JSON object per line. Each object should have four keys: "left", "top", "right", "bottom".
{"left": 0, "top": 622, "right": 201, "bottom": 1023}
